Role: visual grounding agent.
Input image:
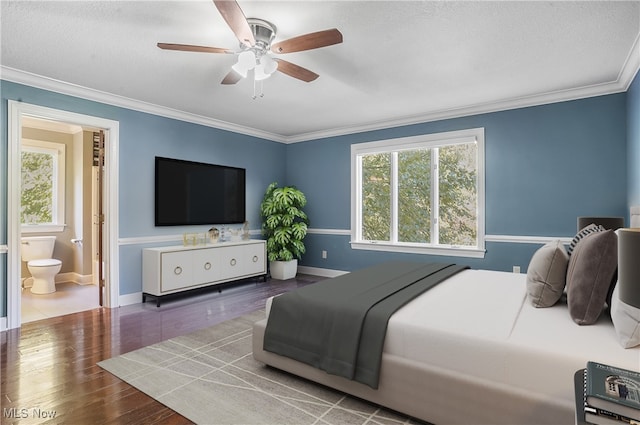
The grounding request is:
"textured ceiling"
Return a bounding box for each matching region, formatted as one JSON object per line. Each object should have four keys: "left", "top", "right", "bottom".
{"left": 2, "top": 1, "right": 639, "bottom": 142}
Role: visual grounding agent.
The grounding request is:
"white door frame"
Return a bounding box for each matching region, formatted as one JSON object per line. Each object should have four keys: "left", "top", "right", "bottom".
{"left": 7, "top": 101, "right": 120, "bottom": 329}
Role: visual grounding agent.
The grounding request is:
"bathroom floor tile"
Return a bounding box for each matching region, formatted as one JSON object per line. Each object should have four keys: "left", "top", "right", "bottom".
{"left": 21, "top": 281, "right": 100, "bottom": 323}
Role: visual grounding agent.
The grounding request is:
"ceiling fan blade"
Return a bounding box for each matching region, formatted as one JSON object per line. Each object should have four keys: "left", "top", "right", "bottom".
{"left": 221, "top": 70, "right": 242, "bottom": 85}
{"left": 271, "top": 28, "right": 343, "bottom": 54}
{"left": 274, "top": 59, "right": 319, "bottom": 82}
{"left": 213, "top": 0, "right": 255, "bottom": 47}
{"left": 157, "top": 43, "right": 231, "bottom": 53}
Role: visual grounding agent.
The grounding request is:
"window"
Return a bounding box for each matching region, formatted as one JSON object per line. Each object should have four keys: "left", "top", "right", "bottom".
{"left": 351, "top": 128, "right": 485, "bottom": 257}
{"left": 21, "top": 139, "right": 66, "bottom": 232}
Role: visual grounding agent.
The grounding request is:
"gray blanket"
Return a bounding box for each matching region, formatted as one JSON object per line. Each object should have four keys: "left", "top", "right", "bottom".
{"left": 263, "top": 261, "right": 468, "bottom": 388}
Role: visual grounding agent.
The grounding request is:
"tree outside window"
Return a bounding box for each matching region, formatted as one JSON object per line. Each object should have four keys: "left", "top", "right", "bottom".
{"left": 21, "top": 140, "right": 65, "bottom": 230}
{"left": 352, "top": 128, "right": 485, "bottom": 258}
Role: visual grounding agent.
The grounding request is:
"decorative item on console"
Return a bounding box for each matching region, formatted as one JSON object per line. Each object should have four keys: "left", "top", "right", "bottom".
{"left": 242, "top": 221, "right": 250, "bottom": 240}
{"left": 208, "top": 227, "right": 220, "bottom": 243}
{"left": 183, "top": 232, "right": 207, "bottom": 246}
{"left": 227, "top": 228, "right": 242, "bottom": 242}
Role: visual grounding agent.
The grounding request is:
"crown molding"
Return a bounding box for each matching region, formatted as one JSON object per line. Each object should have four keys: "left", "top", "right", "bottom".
{"left": 0, "top": 66, "right": 287, "bottom": 143}
{"left": 619, "top": 31, "right": 640, "bottom": 92}
{"left": 285, "top": 75, "right": 636, "bottom": 144}
{"left": 3, "top": 32, "right": 639, "bottom": 146}
{"left": 285, "top": 33, "right": 640, "bottom": 144}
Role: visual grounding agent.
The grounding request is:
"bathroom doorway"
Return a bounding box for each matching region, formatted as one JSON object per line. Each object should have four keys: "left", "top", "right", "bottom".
{"left": 19, "top": 118, "right": 103, "bottom": 322}
{"left": 7, "top": 101, "right": 120, "bottom": 329}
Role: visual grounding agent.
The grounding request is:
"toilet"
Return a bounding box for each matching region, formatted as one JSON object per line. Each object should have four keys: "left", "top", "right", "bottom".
{"left": 21, "top": 236, "right": 62, "bottom": 294}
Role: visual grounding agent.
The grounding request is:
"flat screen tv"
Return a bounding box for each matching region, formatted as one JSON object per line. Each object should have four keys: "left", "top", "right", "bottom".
{"left": 155, "top": 157, "right": 246, "bottom": 226}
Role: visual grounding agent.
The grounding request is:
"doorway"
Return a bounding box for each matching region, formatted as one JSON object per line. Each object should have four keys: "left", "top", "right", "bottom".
{"left": 19, "top": 118, "right": 101, "bottom": 322}
{"left": 7, "top": 101, "right": 120, "bottom": 329}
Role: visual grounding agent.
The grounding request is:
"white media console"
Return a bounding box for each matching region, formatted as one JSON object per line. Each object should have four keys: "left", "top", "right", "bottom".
{"left": 142, "top": 239, "right": 267, "bottom": 306}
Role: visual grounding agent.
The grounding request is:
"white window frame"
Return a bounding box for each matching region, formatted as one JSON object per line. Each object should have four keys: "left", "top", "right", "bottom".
{"left": 21, "top": 139, "right": 66, "bottom": 233}
{"left": 351, "top": 128, "right": 485, "bottom": 258}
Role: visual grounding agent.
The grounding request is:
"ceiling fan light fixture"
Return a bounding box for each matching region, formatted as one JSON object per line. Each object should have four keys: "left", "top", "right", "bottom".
{"left": 232, "top": 50, "right": 256, "bottom": 78}
{"left": 255, "top": 56, "right": 278, "bottom": 81}
{"left": 254, "top": 63, "right": 269, "bottom": 81}
{"left": 262, "top": 55, "right": 278, "bottom": 75}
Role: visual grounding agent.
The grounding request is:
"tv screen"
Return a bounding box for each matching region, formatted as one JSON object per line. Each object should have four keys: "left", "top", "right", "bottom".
{"left": 155, "top": 157, "right": 246, "bottom": 226}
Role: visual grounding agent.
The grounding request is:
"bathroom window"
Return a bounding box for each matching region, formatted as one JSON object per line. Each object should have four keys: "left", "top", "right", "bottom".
{"left": 21, "top": 139, "right": 66, "bottom": 232}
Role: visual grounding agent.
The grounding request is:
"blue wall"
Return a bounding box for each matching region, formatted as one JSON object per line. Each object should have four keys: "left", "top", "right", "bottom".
{"left": 0, "top": 78, "right": 634, "bottom": 320}
{"left": 628, "top": 72, "right": 640, "bottom": 206}
{"left": 0, "top": 80, "right": 286, "bottom": 316}
{"left": 288, "top": 94, "right": 628, "bottom": 272}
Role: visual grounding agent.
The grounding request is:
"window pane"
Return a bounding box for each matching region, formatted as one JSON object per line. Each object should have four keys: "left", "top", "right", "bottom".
{"left": 397, "top": 149, "right": 431, "bottom": 243}
{"left": 361, "top": 153, "right": 391, "bottom": 241}
{"left": 438, "top": 143, "right": 477, "bottom": 246}
{"left": 21, "top": 150, "right": 54, "bottom": 224}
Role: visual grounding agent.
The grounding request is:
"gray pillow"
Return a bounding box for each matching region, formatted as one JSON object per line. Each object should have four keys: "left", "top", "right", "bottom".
{"left": 526, "top": 240, "right": 569, "bottom": 307}
{"left": 566, "top": 230, "right": 618, "bottom": 325}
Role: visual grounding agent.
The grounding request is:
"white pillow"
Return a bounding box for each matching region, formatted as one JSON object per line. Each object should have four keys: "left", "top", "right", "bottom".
{"left": 611, "top": 284, "right": 640, "bottom": 348}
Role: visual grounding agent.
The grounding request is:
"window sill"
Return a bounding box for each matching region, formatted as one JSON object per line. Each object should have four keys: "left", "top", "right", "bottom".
{"left": 350, "top": 241, "right": 486, "bottom": 258}
{"left": 22, "top": 224, "right": 66, "bottom": 233}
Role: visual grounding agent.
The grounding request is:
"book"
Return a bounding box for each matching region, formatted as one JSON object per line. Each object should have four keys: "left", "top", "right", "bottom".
{"left": 585, "top": 401, "right": 640, "bottom": 425}
{"left": 580, "top": 369, "right": 640, "bottom": 425}
{"left": 586, "top": 361, "right": 640, "bottom": 421}
{"left": 585, "top": 410, "right": 640, "bottom": 425}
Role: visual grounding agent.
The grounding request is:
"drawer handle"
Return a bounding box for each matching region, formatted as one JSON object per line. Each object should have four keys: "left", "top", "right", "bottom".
{"left": 253, "top": 255, "right": 258, "bottom": 263}
{"left": 230, "top": 258, "right": 237, "bottom": 266}
{"left": 204, "top": 262, "right": 212, "bottom": 270}
{"left": 174, "top": 266, "right": 182, "bottom": 275}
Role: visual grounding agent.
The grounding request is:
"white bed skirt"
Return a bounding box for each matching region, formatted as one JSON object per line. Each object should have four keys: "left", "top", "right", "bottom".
{"left": 253, "top": 318, "right": 573, "bottom": 425}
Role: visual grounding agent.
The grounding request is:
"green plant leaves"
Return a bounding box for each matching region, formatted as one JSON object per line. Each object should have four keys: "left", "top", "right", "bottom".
{"left": 291, "top": 222, "right": 307, "bottom": 240}
{"left": 260, "top": 182, "right": 309, "bottom": 261}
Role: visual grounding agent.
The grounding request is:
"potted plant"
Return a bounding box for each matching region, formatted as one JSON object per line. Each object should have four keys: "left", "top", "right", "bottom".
{"left": 260, "top": 182, "right": 308, "bottom": 280}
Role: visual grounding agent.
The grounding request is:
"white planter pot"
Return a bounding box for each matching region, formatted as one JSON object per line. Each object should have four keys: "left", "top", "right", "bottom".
{"left": 270, "top": 259, "right": 298, "bottom": 280}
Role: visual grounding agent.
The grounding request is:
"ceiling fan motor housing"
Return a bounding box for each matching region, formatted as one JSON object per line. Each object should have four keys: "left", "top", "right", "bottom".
{"left": 247, "top": 18, "right": 276, "bottom": 53}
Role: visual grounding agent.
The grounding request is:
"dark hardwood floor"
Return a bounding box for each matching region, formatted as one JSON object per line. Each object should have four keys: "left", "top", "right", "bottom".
{"left": 1, "top": 275, "right": 321, "bottom": 424}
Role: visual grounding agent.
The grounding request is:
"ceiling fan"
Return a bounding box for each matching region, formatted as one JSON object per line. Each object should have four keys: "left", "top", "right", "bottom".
{"left": 157, "top": 0, "right": 343, "bottom": 86}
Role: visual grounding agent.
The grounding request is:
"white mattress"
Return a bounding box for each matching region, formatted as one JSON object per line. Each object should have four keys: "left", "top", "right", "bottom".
{"left": 266, "top": 269, "right": 640, "bottom": 404}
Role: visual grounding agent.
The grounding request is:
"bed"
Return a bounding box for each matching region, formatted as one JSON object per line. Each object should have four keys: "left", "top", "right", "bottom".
{"left": 252, "top": 259, "right": 640, "bottom": 425}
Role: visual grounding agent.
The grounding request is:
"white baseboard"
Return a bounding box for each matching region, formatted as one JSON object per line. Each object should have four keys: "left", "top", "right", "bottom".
{"left": 22, "top": 272, "right": 95, "bottom": 288}
{"left": 119, "top": 292, "right": 142, "bottom": 307}
{"left": 0, "top": 317, "right": 7, "bottom": 333}
{"left": 298, "top": 266, "right": 348, "bottom": 278}
{"left": 73, "top": 273, "right": 95, "bottom": 285}
{"left": 57, "top": 272, "right": 95, "bottom": 285}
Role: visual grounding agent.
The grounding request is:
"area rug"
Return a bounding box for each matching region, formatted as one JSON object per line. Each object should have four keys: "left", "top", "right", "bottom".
{"left": 98, "top": 309, "right": 422, "bottom": 425}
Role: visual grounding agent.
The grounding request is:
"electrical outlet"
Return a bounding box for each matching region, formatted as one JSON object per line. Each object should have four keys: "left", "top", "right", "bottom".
{"left": 512, "top": 266, "right": 521, "bottom": 274}
{"left": 322, "top": 250, "right": 327, "bottom": 259}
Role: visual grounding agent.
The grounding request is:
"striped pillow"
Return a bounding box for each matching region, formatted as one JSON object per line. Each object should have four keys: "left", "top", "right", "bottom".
{"left": 568, "top": 223, "right": 605, "bottom": 256}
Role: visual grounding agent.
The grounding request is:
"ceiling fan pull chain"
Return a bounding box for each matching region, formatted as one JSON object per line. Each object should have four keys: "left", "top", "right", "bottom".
{"left": 252, "top": 78, "right": 265, "bottom": 100}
